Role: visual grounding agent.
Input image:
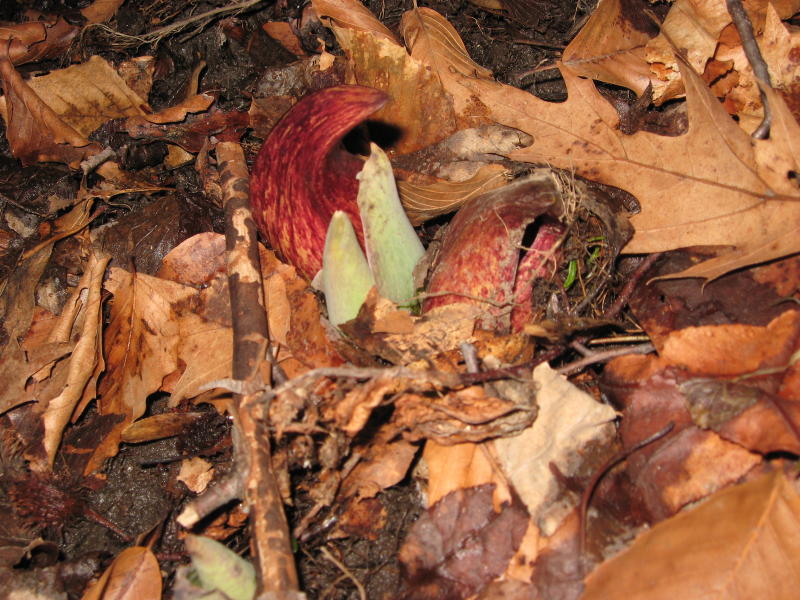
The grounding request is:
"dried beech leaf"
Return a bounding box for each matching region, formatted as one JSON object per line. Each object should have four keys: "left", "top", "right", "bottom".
{"left": 562, "top": 0, "right": 656, "bottom": 95}
{"left": 81, "top": 546, "right": 161, "bottom": 600}
{"left": 87, "top": 258, "right": 234, "bottom": 473}
{"left": 583, "top": 470, "right": 800, "bottom": 600}
{"left": 398, "top": 483, "right": 528, "bottom": 600}
{"left": 12, "top": 56, "right": 149, "bottom": 137}
{"left": 0, "top": 56, "right": 99, "bottom": 167}
{"left": 40, "top": 253, "right": 109, "bottom": 465}
{"left": 400, "top": 8, "right": 493, "bottom": 81}
{"left": 398, "top": 164, "right": 509, "bottom": 224}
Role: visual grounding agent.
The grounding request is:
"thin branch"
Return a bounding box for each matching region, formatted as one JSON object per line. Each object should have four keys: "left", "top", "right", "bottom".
{"left": 557, "top": 343, "right": 655, "bottom": 376}
{"left": 726, "top": 0, "right": 773, "bottom": 139}
{"left": 578, "top": 422, "right": 675, "bottom": 564}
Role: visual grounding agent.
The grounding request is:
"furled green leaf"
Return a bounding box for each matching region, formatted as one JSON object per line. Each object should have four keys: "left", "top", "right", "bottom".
{"left": 321, "top": 210, "right": 375, "bottom": 325}
{"left": 357, "top": 143, "right": 425, "bottom": 305}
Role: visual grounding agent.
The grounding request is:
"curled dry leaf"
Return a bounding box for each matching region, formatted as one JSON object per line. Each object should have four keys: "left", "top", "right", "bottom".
{"left": 39, "top": 253, "right": 109, "bottom": 465}
{"left": 81, "top": 546, "right": 161, "bottom": 600}
{"left": 249, "top": 85, "right": 388, "bottom": 279}
{"left": 561, "top": 0, "right": 657, "bottom": 95}
{"left": 397, "top": 164, "right": 508, "bottom": 225}
{"left": 398, "top": 483, "right": 529, "bottom": 600}
{"left": 583, "top": 470, "right": 800, "bottom": 600}
{"left": 0, "top": 16, "right": 78, "bottom": 66}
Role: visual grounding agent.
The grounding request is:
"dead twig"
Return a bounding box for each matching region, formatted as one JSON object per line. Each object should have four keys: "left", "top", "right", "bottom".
{"left": 178, "top": 141, "right": 302, "bottom": 599}
{"left": 725, "top": 0, "right": 772, "bottom": 139}
{"left": 578, "top": 422, "right": 675, "bottom": 566}
{"left": 320, "top": 546, "right": 367, "bottom": 600}
{"left": 557, "top": 342, "right": 655, "bottom": 376}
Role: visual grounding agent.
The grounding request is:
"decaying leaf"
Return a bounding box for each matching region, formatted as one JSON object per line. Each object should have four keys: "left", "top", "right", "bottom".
{"left": 494, "top": 363, "right": 617, "bottom": 535}
{"left": 583, "top": 470, "right": 800, "bottom": 600}
{"left": 398, "top": 483, "right": 529, "bottom": 600}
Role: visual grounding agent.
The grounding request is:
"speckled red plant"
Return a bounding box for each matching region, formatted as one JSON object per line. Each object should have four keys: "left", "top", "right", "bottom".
{"left": 249, "top": 85, "right": 388, "bottom": 280}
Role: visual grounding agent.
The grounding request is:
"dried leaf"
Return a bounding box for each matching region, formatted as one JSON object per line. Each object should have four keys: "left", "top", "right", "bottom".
{"left": 312, "top": 0, "right": 398, "bottom": 43}
{"left": 40, "top": 253, "right": 109, "bottom": 465}
{"left": 494, "top": 363, "right": 617, "bottom": 535}
{"left": 80, "top": 0, "right": 126, "bottom": 24}
{"left": 0, "top": 56, "right": 99, "bottom": 167}
{"left": 400, "top": 8, "right": 493, "bottom": 82}
{"left": 398, "top": 164, "right": 509, "bottom": 225}
{"left": 398, "top": 484, "right": 528, "bottom": 600}
{"left": 583, "top": 470, "right": 800, "bottom": 600}
{"left": 0, "top": 16, "right": 78, "bottom": 66}
{"left": 81, "top": 546, "right": 161, "bottom": 600}
{"left": 561, "top": 0, "right": 657, "bottom": 95}
{"left": 4, "top": 55, "right": 149, "bottom": 137}
{"left": 177, "top": 457, "right": 215, "bottom": 494}
{"left": 645, "top": 0, "right": 800, "bottom": 104}
{"left": 602, "top": 312, "right": 800, "bottom": 518}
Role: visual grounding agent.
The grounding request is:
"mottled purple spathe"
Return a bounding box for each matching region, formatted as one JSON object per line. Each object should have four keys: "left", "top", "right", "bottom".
{"left": 250, "top": 85, "right": 388, "bottom": 279}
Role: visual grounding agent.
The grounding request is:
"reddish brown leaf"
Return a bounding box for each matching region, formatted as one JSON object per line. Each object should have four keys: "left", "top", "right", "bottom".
{"left": 0, "top": 16, "right": 78, "bottom": 66}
